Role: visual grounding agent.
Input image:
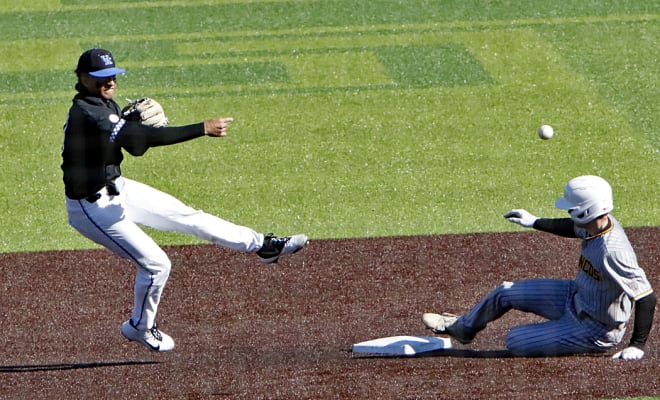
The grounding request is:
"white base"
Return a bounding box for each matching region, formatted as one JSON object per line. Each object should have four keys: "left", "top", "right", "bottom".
{"left": 352, "top": 335, "right": 452, "bottom": 356}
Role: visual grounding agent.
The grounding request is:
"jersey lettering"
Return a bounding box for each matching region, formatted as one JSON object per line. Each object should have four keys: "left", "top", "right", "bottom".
{"left": 578, "top": 255, "right": 601, "bottom": 281}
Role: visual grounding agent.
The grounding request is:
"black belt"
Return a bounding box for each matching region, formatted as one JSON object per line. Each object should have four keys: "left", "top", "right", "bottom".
{"left": 81, "top": 179, "right": 120, "bottom": 203}
{"left": 85, "top": 192, "right": 102, "bottom": 203}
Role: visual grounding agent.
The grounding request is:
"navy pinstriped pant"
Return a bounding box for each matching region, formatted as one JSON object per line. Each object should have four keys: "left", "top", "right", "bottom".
{"left": 456, "top": 279, "right": 616, "bottom": 356}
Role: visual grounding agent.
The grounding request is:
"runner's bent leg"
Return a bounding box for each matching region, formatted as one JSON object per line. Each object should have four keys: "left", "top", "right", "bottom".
{"left": 505, "top": 312, "right": 610, "bottom": 356}
{"left": 454, "top": 279, "right": 575, "bottom": 339}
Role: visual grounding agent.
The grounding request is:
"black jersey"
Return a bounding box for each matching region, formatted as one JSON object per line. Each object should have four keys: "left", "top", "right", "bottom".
{"left": 62, "top": 90, "right": 204, "bottom": 199}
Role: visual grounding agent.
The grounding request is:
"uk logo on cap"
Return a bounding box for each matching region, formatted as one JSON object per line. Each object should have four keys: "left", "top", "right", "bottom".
{"left": 100, "top": 54, "right": 114, "bottom": 66}
{"left": 76, "top": 48, "right": 126, "bottom": 78}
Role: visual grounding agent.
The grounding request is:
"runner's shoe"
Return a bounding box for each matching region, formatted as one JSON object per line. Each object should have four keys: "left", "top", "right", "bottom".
{"left": 421, "top": 312, "right": 474, "bottom": 344}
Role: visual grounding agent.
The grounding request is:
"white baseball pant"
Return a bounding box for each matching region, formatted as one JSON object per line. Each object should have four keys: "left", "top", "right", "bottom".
{"left": 66, "top": 177, "right": 264, "bottom": 330}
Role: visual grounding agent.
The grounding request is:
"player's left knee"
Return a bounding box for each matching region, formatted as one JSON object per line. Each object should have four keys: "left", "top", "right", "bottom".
{"left": 140, "top": 252, "right": 172, "bottom": 282}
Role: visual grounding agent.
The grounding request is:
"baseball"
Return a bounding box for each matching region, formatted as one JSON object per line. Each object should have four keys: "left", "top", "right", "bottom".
{"left": 538, "top": 124, "right": 554, "bottom": 140}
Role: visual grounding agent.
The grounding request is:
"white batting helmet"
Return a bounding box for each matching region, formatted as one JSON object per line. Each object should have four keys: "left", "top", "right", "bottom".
{"left": 555, "top": 175, "right": 614, "bottom": 224}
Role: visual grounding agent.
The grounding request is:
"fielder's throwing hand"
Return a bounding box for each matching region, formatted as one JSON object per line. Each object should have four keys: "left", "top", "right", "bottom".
{"left": 204, "top": 117, "right": 234, "bottom": 137}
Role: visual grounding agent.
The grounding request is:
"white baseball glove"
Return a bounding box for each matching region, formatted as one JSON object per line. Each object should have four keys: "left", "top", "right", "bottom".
{"left": 122, "top": 97, "right": 170, "bottom": 127}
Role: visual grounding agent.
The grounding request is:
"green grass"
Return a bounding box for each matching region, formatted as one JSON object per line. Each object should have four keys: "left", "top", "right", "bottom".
{"left": 610, "top": 398, "right": 660, "bottom": 400}
{"left": 0, "top": 1, "right": 658, "bottom": 252}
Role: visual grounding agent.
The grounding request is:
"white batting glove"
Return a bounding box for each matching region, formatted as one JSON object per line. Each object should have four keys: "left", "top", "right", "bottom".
{"left": 503, "top": 209, "right": 538, "bottom": 228}
{"left": 612, "top": 346, "right": 644, "bottom": 360}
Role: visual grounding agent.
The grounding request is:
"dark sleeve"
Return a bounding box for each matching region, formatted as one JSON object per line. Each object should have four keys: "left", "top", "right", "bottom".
{"left": 532, "top": 218, "right": 578, "bottom": 238}
{"left": 629, "top": 292, "right": 656, "bottom": 349}
{"left": 117, "top": 121, "right": 205, "bottom": 156}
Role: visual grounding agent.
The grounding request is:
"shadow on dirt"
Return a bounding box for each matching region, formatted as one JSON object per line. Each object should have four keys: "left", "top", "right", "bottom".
{"left": 0, "top": 360, "right": 159, "bottom": 373}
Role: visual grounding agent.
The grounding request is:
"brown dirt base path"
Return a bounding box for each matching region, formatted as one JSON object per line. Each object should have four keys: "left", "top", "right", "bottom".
{"left": 1, "top": 228, "right": 658, "bottom": 399}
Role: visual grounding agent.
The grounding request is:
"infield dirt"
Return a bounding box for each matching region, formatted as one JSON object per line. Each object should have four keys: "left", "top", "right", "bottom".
{"left": 0, "top": 228, "right": 658, "bottom": 399}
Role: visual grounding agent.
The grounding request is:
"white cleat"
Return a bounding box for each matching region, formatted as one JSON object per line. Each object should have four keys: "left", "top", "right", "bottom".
{"left": 421, "top": 312, "right": 473, "bottom": 344}
{"left": 256, "top": 234, "right": 308, "bottom": 264}
{"left": 120, "top": 320, "right": 175, "bottom": 352}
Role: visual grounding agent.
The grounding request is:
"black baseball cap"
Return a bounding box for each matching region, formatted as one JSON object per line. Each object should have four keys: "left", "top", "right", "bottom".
{"left": 75, "top": 48, "right": 126, "bottom": 78}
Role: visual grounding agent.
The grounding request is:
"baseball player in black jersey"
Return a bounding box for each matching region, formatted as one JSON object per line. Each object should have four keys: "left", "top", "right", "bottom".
{"left": 62, "top": 48, "right": 308, "bottom": 352}
{"left": 422, "top": 175, "right": 655, "bottom": 359}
